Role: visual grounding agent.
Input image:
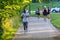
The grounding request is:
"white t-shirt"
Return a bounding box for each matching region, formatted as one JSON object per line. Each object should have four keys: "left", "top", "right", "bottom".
{"left": 21, "top": 12, "right": 29, "bottom": 22}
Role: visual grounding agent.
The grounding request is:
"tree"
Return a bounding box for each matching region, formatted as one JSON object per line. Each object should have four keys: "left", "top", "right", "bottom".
{"left": 41, "top": 0, "right": 50, "bottom": 3}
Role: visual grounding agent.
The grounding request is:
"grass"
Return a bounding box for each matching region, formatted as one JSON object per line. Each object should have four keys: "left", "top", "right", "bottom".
{"left": 51, "top": 13, "right": 60, "bottom": 29}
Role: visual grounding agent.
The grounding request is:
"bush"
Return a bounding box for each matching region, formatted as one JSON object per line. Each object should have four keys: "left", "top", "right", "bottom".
{"left": 0, "top": 0, "right": 31, "bottom": 40}
{"left": 0, "top": 18, "right": 4, "bottom": 39}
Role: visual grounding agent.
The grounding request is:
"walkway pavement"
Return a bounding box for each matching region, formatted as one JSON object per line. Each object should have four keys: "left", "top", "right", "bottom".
{"left": 12, "top": 17, "right": 59, "bottom": 40}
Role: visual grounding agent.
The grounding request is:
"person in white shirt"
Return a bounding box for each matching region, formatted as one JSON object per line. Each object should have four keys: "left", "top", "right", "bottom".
{"left": 21, "top": 9, "right": 29, "bottom": 32}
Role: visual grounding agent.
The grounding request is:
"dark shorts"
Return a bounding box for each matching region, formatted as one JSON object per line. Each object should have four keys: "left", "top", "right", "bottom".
{"left": 43, "top": 12, "right": 47, "bottom": 16}
{"left": 23, "top": 22, "right": 28, "bottom": 27}
{"left": 43, "top": 14, "right": 47, "bottom": 16}
{"left": 36, "top": 13, "right": 40, "bottom": 15}
{"left": 47, "top": 12, "right": 50, "bottom": 15}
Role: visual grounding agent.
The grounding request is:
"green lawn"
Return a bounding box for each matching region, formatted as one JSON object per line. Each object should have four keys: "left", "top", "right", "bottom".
{"left": 51, "top": 13, "right": 60, "bottom": 29}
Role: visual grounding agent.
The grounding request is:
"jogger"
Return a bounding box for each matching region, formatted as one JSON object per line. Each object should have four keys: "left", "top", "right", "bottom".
{"left": 35, "top": 8, "right": 40, "bottom": 18}
{"left": 21, "top": 9, "right": 29, "bottom": 32}
{"left": 43, "top": 7, "right": 47, "bottom": 22}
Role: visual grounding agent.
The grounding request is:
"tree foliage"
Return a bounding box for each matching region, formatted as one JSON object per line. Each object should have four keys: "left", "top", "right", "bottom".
{"left": 0, "top": 0, "right": 32, "bottom": 40}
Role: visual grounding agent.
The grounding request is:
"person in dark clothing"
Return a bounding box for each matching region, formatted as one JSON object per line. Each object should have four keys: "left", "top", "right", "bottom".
{"left": 43, "top": 8, "right": 47, "bottom": 16}
{"left": 43, "top": 8, "right": 47, "bottom": 22}
{"left": 47, "top": 7, "right": 50, "bottom": 15}
{"left": 47, "top": 7, "right": 50, "bottom": 19}
{"left": 35, "top": 8, "right": 40, "bottom": 18}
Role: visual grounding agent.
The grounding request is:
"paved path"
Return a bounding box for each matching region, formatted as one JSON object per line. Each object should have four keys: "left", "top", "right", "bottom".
{"left": 12, "top": 17, "right": 59, "bottom": 40}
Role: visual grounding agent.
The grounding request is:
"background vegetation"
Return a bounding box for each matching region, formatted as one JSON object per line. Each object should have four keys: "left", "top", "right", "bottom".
{"left": 51, "top": 13, "right": 60, "bottom": 29}
{"left": 0, "top": 0, "right": 32, "bottom": 40}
